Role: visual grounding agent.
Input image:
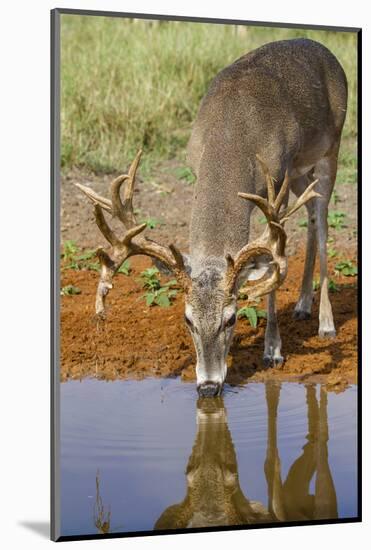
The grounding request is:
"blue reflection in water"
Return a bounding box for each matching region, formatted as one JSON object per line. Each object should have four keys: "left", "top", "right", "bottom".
{"left": 60, "top": 379, "right": 357, "bottom": 536}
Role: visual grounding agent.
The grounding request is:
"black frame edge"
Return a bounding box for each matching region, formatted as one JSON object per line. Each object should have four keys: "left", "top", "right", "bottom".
{"left": 56, "top": 517, "right": 361, "bottom": 543}
{"left": 54, "top": 7, "right": 360, "bottom": 33}
{"left": 356, "top": 27, "right": 362, "bottom": 522}
{"left": 51, "top": 7, "right": 61, "bottom": 543}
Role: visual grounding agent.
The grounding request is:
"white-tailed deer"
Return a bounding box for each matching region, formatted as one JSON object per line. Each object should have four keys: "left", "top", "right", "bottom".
{"left": 76, "top": 38, "right": 347, "bottom": 396}
{"left": 154, "top": 384, "right": 337, "bottom": 529}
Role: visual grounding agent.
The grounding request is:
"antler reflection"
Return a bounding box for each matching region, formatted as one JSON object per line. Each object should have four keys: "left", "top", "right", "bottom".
{"left": 155, "top": 384, "right": 337, "bottom": 529}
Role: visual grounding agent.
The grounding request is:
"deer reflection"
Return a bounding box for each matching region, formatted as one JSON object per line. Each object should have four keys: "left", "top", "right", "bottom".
{"left": 155, "top": 384, "right": 337, "bottom": 530}
{"left": 155, "top": 396, "right": 271, "bottom": 529}
{"left": 265, "top": 384, "right": 337, "bottom": 521}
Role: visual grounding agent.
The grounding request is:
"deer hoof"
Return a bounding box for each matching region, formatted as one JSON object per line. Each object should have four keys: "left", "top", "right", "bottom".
{"left": 292, "top": 309, "right": 311, "bottom": 320}
{"left": 263, "top": 354, "right": 284, "bottom": 369}
{"left": 318, "top": 328, "right": 336, "bottom": 339}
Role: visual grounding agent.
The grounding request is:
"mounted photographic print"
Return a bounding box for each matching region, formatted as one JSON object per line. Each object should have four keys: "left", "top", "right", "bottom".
{"left": 51, "top": 8, "right": 361, "bottom": 542}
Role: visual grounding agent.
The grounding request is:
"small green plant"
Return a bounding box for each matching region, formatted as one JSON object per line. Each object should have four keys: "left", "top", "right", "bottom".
{"left": 61, "top": 240, "right": 79, "bottom": 260}
{"left": 60, "top": 284, "right": 81, "bottom": 296}
{"left": 140, "top": 217, "right": 163, "bottom": 229}
{"left": 299, "top": 212, "right": 347, "bottom": 231}
{"left": 175, "top": 166, "right": 196, "bottom": 185}
{"left": 328, "top": 211, "right": 347, "bottom": 230}
{"left": 139, "top": 267, "right": 161, "bottom": 289}
{"left": 313, "top": 278, "right": 339, "bottom": 292}
{"left": 76, "top": 249, "right": 96, "bottom": 262}
{"left": 138, "top": 267, "right": 177, "bottom": 307}
{"left": 328, "top": 279, "right": 339, "bottom": 292}
{"left": 237, "top": 306, "right": 267, "bottom": 328}
{"left": 61, "top": 240, "right": 81, "bottom": 269}
{"left": 85, "top": 262, "right": 100, "bottom": 272}
{"left": 334, "top": 260, "right": 357, "bottom": 277}
{"left": 327, "top": 247, "right": 338, "bottom": 258}
{"left": 258, "top": 216, "right": 267, "bottom": 225}
{"left": 76, "top": 249, "right": 100, "bottom": 271}
{"left": 61, "top": 242, "right": 106, "bottom": 272}
{"left": 117, "top": 260, "right": 131, "bottom": 276}
{"left": 145, "top": 286, "right": 178, "bottom": 307}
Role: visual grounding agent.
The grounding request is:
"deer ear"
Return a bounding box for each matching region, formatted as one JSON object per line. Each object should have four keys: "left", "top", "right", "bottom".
{"left": 236, "top": 255, "right": 270, "bottom": 285}
{"left": 245, "top": 261, "right": 270, "bottom": 281}
{"left": 153, "top": 254, "right": 192, "bottom": 276}
{"left": 154, "top": 502, "right": 191, "bottom": 530}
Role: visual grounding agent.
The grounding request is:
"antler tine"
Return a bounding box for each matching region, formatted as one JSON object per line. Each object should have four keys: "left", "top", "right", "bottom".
{"left": 110, "top": 150, "right": 143, "bottom": 226}
{"left": 226, "top": 162, "right": 321, "bottom": 300}
{"left": 94, "top": 204, "right": 120, "bottom": 247}
{"left": 169, "top": 243, "right": 186, "bottom": 272}
{"left": 226, "top": 157, "right": 290, "bottom": 297}
{"left": 238, "top": 156, "right": 288, "bottom": 222}
{"left": 280, "top": 178, "right": 321, "bottom": 223}
{"left": 126, "top": 149, "right": 142, "bottom": 199}
{"left": 238, "top": 192, "right": 273, "bottom": 220}
{"left": 110, "top": 174, "right": 132, "bottom": 224}
{"left": 225, "top": 244, "right": 276, "bottom": 293}
{"left": 74, "top": 183, "right": 113, "bottom": 213}
{"left": 274, "top": 168, "right": 290, "bottom": 210}
{"left": 256, "top": 153, "right": 276, "bottom": 205}
{"left": 122, "top": 222, "right": 148, "bottom": 246}
{"left": 75, "top": 150, "right": 191, "bottom": 316}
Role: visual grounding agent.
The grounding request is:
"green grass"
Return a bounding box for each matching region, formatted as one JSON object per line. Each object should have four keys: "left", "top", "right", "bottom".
{"left": 61, "top": 15, "right": 357, "bottom": 178}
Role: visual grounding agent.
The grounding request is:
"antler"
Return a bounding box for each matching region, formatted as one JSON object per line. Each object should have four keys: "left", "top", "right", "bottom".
{"left": 225, "top": 154, "right": 321, "bottom": 299}
{"left": 75, "top": 150, "right": 190, "bottom": 316}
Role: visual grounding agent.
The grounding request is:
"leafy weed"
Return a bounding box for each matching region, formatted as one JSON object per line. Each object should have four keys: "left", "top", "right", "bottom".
{"left": 334, "top": 260, "right": 357, "bottom": 277}
{"left": 237, "top": 306, "right": 267, "bottom": 328}
{"left": 138, "top": 267, "right": 178, "bottom": 307}
{"left": 60, "top": 284, "right": 81, "bottom": 296}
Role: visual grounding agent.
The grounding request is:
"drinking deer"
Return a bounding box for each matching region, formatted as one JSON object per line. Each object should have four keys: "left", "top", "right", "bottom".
{"left": 76, "top": 38, "right": 347, "bottom": 396}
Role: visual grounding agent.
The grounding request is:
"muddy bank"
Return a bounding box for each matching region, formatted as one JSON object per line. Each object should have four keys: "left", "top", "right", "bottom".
{"left": 60, "top": 251, "right": 358, "bottom": 393}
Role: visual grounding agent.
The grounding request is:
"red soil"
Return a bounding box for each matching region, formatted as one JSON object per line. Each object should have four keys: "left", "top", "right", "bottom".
{"left": 60, "top": 252, "right": 358, "bottom": 393}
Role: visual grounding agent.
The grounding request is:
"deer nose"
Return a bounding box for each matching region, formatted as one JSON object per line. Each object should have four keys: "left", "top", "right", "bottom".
{"left": 197, "top": 381, "right": 222, "bottom": 398}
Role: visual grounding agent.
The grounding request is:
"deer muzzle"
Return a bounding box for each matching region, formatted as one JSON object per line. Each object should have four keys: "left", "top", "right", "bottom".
{"left": 197, "top": 381, "right": 222, "bottom": 398}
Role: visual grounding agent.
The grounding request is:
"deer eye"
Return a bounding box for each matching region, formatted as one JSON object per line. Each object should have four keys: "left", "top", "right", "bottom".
{"left": 224, "top": 313, "right": 236, "bottom": 329}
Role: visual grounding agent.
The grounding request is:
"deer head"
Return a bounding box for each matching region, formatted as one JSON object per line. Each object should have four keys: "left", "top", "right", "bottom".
{"left": 155, "top": 396, "right": 271, "bottom": 529}
{"left": 76, "top": 151, "right": 319, "bottom": 396}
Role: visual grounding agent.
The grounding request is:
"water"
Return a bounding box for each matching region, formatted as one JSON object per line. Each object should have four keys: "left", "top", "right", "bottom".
{"left": 60, "top": 378, "right": 358, "bottom": 537}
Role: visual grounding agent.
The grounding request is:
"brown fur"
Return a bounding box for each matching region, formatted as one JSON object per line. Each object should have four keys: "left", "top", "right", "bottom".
{"left": 184, "top": 39, "right": 347, "bottom": 385}
{"left": 187, "top": 38, "right": 347, "bottom": 259}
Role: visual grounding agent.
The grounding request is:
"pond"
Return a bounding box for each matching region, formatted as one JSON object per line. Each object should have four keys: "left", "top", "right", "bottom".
{"left": 60, "top": 378, "right": 358, "bottom": 537}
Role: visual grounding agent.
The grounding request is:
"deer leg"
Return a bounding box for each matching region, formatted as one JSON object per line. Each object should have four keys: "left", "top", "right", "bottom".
{"left": 264, "top": 291, "right": 283, "bottom": 367}
{"left": 313, "top": 155, "right": 338, "bottom": 338}
{"left": 292, "top": 174, "right": 317, "bottom": 320}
